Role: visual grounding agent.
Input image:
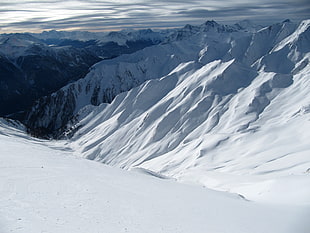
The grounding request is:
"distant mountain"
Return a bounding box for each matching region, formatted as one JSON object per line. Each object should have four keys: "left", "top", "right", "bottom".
{"left": 31, "top": 28, "right": 170, "bottom": 45}
{"left": 0, "top": 20, "right": 309, "bottom": 226}
{"left": 0, "top": 33, "right": 100, "bottom": 119}
{"left": 0, "top": 29, "right": 169, "bottom": 121}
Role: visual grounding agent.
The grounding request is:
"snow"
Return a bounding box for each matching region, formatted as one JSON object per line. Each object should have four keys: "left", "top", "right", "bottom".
{"left": 26, "top": 19, "right": 302, "bottom": 135}
{"left": 0, "top": 33, "right": 45, "bottom": 58}
{"left": 31, "top": 28, "right": 170, "bottom": 46}
{"left": 1, "top": 19, "right": 310, "bottom": 233}
{"left": 0, "top": 122, "right": 309, "bottom": 233}
{"left": 67, "top": 19, "right": 310, "bottom": 209}
{"left": 31, "top": 30, "right": 108, "bottom": 42}
{"left": 272, "top": 19, "right": 310, "bottom": 52}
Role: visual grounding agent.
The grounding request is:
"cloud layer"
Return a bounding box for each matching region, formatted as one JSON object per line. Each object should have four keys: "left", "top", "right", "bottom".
{"left": 0, "top": 0, "right": 309, "bottom": 33}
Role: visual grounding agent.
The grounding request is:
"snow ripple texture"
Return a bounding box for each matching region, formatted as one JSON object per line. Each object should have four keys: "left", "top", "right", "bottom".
{"left": 68, "top": 20, "right": 310, "bottom": 203}
{"left": 0, "top": 20, "right": 310, "bottom": 233}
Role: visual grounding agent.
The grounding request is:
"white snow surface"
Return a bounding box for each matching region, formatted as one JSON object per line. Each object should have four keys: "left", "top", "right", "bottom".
{"left": 70, "top": 58, "right": 310, "bottom": 203}
{"left": 1, "top": 19, "right": 310, "bottom": 232}
{"left": 0, "top": 119, "right": 309, "bottom": 233}
{"left": 68, "top": 20, "right": 310, "bottom": 206}
{"left": 0, "top": 33, "right": 45, "bottom": 58}
{"left": 27, "top": 19, "right": 304, "bottom": 132}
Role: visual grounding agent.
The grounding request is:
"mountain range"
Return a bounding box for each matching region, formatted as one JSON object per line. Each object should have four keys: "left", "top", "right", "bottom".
{"left": 64, "top": 19, "right": 310, "bottom": 196}
{"left": 0, "top": 28, "right": 168, "bottom": 120}
{"left": 0, "top": 19, "right": 309, "bottom": 232}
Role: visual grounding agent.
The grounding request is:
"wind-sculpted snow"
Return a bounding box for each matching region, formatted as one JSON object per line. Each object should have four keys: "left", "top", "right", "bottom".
{"left": 0, "top": 20, "right": 310, "bottom": 233}
{"left": 71, "top": 57, "right": 309, "bottom": 168}
{"left": 25, "top": 33, "right": 203, "bottom": 137}
{"left": 1, "top": 120, "right": 309, "bottom": 233}
{"left": 17, "top": 20, "right": 310, "bottom": 203}
{"left": 25, "top": 19, "right": 304, "bottom": 138}
{"left": 68, "top": 20, "right": 310, "bottom": 203}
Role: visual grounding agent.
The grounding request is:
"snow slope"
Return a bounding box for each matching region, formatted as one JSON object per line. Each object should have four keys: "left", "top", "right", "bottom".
{"left": 24, "top": 19, "right": 301, "bottom": 137}
{"left": 68, "top": 19, "right": 310, "bottom": 204}
{"left": 24, "top": 26, "right": 205, "bottom": 136}
{"left": 0, "top": 28, "right": 166, "bottom": 121}
{"left": 0, "top": 120, "right": 309, "bottom": 233}
{"left": 1, "top": 19, "right": 310, "bottom": 232}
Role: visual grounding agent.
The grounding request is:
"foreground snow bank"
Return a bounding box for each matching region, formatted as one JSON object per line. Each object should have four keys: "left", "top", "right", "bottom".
{"left": 0, "top": 124, "right": 309, "bottom": 233}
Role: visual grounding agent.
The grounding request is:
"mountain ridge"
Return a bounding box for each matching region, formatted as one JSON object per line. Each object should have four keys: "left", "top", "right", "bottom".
{"left": 62, "top": 19, "right": 310, "bottom": 200}
{"left": 0, "top": 28, "right": 169, "bottom": 121}
{"left": 24, "top": 19, "right": 304, "bottom": 138}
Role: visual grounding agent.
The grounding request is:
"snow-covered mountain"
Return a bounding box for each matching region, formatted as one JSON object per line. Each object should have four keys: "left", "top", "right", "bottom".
{"left": 62, "top": 19, "right": 310, "bottom": 201}
{"left": 0, "top": 29, "right": 168, "bottom": 121}
{"left": 30, "top": 30, "right": 108, "bottom": 42}
{"left": 25, "top": 19, "right": 302, "bottom": 138}
{"left": 0, "top": 33, "right": 100, "bottom": 119}
{"left": 0, "top": 19, "right": 309, "bottom": 233}
{"left": 25, "top": 32, "right": 200, "bottom": 136}
{"left": 32, "top": 28, "right": 170, "bottom": 46}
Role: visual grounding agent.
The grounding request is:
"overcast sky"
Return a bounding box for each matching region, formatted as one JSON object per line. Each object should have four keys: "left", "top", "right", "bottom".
{"left": 0, "top": 0, "right": 309, "bottom": 33}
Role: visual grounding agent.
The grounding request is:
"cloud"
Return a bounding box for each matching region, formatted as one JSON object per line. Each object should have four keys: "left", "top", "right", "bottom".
{"left": 176, "top": 2, "right": 310, "bottom": 23}
{"left": 0, "top": 0, "right": 309, "bottom": 33}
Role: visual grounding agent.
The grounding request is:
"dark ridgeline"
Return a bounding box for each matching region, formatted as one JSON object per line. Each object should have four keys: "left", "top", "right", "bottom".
{"left": 0, "top": 30, "right": 164, "bottom": 138}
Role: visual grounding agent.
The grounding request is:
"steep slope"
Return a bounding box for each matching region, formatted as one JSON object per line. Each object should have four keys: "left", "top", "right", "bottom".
{"left": 68, "top": 19, "right": 310, "bottom": 202}
{"left": 0, "top": 119, "right": 309, "bottom": 233}
{"left": 1, "top": 19, "right": 309, "bottom": 233}
{"left": 0, "top": 33, "right": 100, "bottom": 119}
{"left": 25, "top": 38, "right": 201, "bottom": 137}
{"left": 0, "top": 29, "right": 166, "bottom": 121}
{"left": 25, "top": 20, "right": 294, "bottom": 137}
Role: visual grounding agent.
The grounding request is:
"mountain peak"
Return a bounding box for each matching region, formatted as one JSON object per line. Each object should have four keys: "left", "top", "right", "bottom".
{"left": 203, "top": 20, "right": 219, "bottom": 27}
{"left": 282, "top": 19, "right": 291, "bottom": 23}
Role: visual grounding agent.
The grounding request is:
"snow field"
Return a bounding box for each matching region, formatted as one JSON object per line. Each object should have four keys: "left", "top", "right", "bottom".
{"left": 0, "top": 126, "right": 309, "bottom": 233}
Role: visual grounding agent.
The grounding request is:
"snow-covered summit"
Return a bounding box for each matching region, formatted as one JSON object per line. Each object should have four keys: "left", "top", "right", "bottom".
{"left": 25, "top": 19, "right": 306, "bottom": 138}
{"left": 31, "top": 29, "right": 108, "bottom": 41}
{"left": 101, "top": 28, "right": 170, "bottom": 46}
{"left": 0, "top": 19, "right": 310, "bottom": 232}
{"left": 0, "top": 26, "right": 168, "bottom": 120}
{"left": 272, "top": 19, "right": 310, "bottom": 53}
{"left": 234, "top": 19, "right": 264, "bottom": 32}
{"left": 62, "top": 19, "right": 310, "bottom": 203}
{"left": 31, "top": 28, "right": 171, "bottom": 47}
{"left": 0, "top": 33, "right": 46, "bottom": 58}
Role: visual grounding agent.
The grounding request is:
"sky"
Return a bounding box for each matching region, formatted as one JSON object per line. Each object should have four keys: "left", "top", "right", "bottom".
{"left": 0, "top": 0, "right": 309, "bottom": 33}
